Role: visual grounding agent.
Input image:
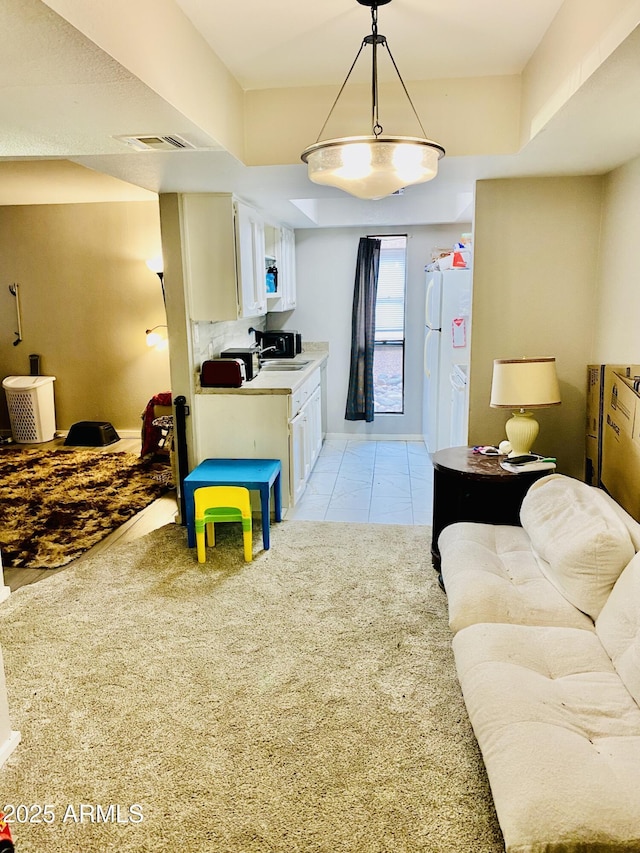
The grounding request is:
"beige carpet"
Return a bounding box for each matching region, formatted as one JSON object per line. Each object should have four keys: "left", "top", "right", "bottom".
{"left": 0, "top": 520, "right": 503, "bottom": 853}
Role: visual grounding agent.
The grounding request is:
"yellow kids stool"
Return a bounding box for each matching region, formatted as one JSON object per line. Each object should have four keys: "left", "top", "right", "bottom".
{"left": 193, "top": 485, "right": 253, "bottom": 562}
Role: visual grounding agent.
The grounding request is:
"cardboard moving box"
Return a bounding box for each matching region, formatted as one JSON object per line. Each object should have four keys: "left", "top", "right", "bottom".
{"left": 601, "top": 365, "right": 640, "bottom": 521}
{"left": 585, "top": 364, "right": 627, "bottom": 487}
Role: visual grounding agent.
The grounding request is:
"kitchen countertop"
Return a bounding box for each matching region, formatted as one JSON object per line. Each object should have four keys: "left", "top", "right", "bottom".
{"left": 196, "top": 348, "right": 328, "bottom": 395}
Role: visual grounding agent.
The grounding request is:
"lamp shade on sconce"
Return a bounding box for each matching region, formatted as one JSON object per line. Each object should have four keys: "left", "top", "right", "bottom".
{"left": 145, "top": 255, "right": 164, "bottom": 276}
{"left": 145, "top": 325, "right": 168, "bottom": 351}
{"left": 490, "top": 357, "right": 561, "bottom": 457}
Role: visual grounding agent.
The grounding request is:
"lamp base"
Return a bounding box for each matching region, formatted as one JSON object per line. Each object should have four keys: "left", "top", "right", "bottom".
{"left": 504, "top": 410, "right": 539, "bottom": 457}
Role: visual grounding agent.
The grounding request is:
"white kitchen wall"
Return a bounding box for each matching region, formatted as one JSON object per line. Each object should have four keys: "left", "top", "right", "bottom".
{"left": 292, "top": 223, "right": 471, "bottom": 439}
{"left": 191, "top": 316, "right": 266, "bottom": 368}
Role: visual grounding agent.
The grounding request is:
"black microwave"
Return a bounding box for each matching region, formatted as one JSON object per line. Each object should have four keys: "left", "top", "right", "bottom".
{"left": 255, "top": 330, "right": 302, "bottom": 359}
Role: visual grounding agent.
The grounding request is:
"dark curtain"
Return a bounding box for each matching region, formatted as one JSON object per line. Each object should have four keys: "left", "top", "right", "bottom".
{"left": 345, "top": 237, "right": 381, "bottom": 422}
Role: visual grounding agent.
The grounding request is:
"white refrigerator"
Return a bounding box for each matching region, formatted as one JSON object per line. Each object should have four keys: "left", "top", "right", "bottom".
{"left": 422, "top": 268, "right": 472, "bottom": 453}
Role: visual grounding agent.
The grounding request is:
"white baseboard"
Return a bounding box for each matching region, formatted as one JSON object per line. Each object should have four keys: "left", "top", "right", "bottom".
{"left": 0, "top": 588, "right": 9, "bottom": 605}
{"left": 0, "top": 729, "right": 20, "bottom": 769}
{"left": 325, "top": 433, "right": 424, "bottom": 442}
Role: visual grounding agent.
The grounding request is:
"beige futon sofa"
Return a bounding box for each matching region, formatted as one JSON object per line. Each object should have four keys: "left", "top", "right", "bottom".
{"left": 439, "top": 473, "right": 640, "bottom": 853}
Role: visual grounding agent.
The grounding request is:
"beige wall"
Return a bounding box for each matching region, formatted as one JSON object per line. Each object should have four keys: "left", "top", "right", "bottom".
{"left": 521, "top": 0, "right": 638, "bottom": 144}
{"left": 0, "top": 201, "right": 170, "bottom": 435}
{"left": 592, "top": 154, "right": 640, "bottom": 361}
{"left": 245, "top": 76, "right": 520, "bottom": 166}
{"left": 469, "top": 177, "right": 603, "bottom": 478}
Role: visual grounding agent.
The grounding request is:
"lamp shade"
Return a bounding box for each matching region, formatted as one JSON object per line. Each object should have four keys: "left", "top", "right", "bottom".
{"left": 490, "top": 357, "right": 561, "bottom": 409}
{"left": 301, "top": 136, "right": 444, "bottom": 200}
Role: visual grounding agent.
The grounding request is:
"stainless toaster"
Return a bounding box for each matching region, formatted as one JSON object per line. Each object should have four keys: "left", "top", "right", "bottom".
{"left": 220, "top": 346, "right": 260, "bottom": 380}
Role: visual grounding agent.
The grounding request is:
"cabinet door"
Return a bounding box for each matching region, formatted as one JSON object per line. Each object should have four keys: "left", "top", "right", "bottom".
{"left": 279, "top": 226, "right": 297, "bottom": 310}
{"left": 288, "top": 385, "right": 323, "bottom": 506}
{"left": 307, "top": 386, "right": 323, "bottom": 468}
{"left": 289, "top": 408, "right": 308, "bottom": 505}
{"left": 179, "top": 194, "right": 238, "bottom": 321}
{"left": 234, "top": 201, "right": 267, "bottom": 318}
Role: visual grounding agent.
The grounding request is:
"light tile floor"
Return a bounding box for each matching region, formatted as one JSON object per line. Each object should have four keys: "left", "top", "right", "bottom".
{"left": 288, "top": 439, "right": 433, "bottom": 525}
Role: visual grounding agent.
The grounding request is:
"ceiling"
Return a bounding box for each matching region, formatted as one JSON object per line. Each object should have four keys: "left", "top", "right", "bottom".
{"left": 1, "top": 0, "right": 640, "bottom": 228}
{"left": 173, "top": 0, "right": 566, "bottom": 90}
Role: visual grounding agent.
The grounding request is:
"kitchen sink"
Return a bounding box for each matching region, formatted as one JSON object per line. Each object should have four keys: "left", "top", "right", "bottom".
{"left": 260, "top": 360, "right": 311, "bottom": 371}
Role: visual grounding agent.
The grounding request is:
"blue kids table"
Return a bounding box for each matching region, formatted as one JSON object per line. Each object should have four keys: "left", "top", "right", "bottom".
{"left": 183, "top": 458, "right": 282, "bottom": 551}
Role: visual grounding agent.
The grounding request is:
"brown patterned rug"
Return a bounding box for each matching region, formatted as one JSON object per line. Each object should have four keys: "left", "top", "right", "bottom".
{"left": 0, "top": 448, "right": 172, "bottom": 568}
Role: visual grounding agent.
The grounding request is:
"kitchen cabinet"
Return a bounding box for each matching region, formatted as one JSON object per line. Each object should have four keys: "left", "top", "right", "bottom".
{"left": 290, "top": 385, "right": 322, "bottom": 504}
{"left": 264, "top": 222, "right": 296, "bottom": 312}
{"left": 160, "top": 193, "right": 266, "bottom": 322}
{"left": 235, "top": 200, "right": 267, "bottom": 318}
{"left": 192, "top": 366, "right": 324, "bottom": 510}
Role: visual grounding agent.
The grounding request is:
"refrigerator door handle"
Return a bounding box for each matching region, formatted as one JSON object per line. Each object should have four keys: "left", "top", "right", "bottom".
{"left": 424, "top": 328, "right": 436, "bottom": 377}
{"left": 425, "top": 278, "right": 434, "bottom": 326}
{"left": 424, "top": 330, "right": 430, "bottom": 377}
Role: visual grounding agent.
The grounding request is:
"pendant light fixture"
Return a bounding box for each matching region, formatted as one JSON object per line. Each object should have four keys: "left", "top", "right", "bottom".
{"left": 301, "top": 0, "right": 444, "bottom": 200}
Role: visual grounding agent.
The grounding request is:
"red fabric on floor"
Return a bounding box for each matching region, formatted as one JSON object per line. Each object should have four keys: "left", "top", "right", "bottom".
{"left": 141, "top": 392, "right": 172, "bottom": 458}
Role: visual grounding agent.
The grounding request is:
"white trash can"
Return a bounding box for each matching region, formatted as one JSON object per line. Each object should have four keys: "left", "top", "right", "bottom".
{"left": 2, "top": 375, "right": 56, "bottom": 443}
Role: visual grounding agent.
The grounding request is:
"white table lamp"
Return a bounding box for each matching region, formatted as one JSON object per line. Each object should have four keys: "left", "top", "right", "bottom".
{"left": 490, "top": 357, "right": 561, "bottom": 457}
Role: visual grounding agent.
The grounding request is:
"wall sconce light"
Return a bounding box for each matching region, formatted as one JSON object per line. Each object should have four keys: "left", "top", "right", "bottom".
{"left": 145, "top": 325, "right": 169, "bottom": 352}
{"left": 146, "top": 255, "right": 165, "bottom": 304}
{"left": 490, "top": 357, "right": 561, "bottom": 457}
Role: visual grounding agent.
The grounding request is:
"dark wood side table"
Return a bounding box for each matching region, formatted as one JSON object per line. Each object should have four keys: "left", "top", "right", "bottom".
{"left": 431, "top": 446, "right": 552, "bottom": 573}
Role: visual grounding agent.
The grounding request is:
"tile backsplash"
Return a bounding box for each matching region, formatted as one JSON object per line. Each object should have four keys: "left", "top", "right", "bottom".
{"left": 192, "top": 317, "right": 266, "bottom": 368}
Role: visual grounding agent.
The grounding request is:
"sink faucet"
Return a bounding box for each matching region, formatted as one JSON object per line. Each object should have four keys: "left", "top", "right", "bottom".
{"left": 258, "top": 345, "right": 279, "bottom": 362}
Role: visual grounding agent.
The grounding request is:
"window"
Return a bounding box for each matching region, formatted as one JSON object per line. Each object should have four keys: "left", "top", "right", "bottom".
{"left": 374, "top": 235, "right": 407, "bottom": 414}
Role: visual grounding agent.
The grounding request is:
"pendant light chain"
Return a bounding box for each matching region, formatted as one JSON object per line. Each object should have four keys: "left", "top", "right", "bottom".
{"left": 371, "top": 4, "right": 383, "bottom": 137}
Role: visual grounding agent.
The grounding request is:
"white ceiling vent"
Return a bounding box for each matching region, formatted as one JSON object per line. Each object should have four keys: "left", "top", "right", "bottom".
{"left": 114, "top": 133, "right": 202, "bottom": 151}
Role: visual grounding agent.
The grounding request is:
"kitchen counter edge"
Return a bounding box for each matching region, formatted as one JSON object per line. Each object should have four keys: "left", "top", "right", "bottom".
{"left": 195, "top": 349, "right": 329, "bottom": 395}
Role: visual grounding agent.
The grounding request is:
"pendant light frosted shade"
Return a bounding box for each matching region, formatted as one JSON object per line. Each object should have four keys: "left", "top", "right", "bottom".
{"left": 302, "top": 135, "right": 444, "bottom": 200}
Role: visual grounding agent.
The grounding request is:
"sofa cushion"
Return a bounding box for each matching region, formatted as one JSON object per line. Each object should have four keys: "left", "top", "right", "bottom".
{"left": 597, "top": 551, "right": 640, "bottom": 708}
{"left": 439, "top": 522, "right": 594, "bottom": 633}
{"left": 453, "top": 622, "right": 640, "bottom": 852}
{"left": 520, "top": 474, "right": 635, "bottom": 620}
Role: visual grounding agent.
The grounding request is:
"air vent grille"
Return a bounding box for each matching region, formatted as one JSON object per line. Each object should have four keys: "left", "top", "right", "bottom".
{"left": 114, "top": 134, "right": 198, "bottom": 151}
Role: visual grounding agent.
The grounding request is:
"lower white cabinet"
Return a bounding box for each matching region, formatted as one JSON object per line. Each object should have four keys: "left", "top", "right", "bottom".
{"left": 289, "top": 386, "right": 322, "bottom": 504}
{"left": 193, "top": 368, "right": 323, "bottom": 509}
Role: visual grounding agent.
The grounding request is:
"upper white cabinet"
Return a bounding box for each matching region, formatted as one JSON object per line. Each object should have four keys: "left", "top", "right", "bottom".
{"left": 264, "top": 223, "right": 296, "bottom": 312}
{"left": 234, "top": 200, "right": 267, "bottom": 318}
{"left": 160, "top": 193, "right": 267, "bottom": 322}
